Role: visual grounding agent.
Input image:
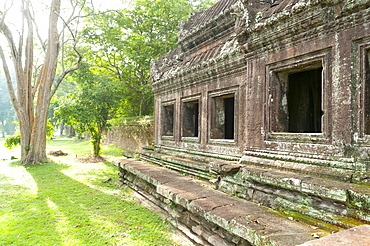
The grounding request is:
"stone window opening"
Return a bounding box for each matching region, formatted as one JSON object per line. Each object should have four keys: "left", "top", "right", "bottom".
{"left": 364, "top": 50, "right": 370, "bottom": 135}
{"left": 183, "top": 100, "right": 199, "bottom": 138}
{"left": 287, "top": 68, "right": 323, "bottom": 133}
{"left": 211, "top": 94, "right": 235, "bottom": 139}
{"left": 270, "top": 63, "right": 324, "bottom": 134}
{"left": 162, "top": 104, "right": 174, "bottom": 136}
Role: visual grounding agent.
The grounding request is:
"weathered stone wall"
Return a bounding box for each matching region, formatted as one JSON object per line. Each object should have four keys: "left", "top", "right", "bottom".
{"left": 116, "top": 158, "right": 323, "bottom": 246}
{"left": 132, "top": 1, "right": 370, "bottom": 245}
{"left": 118, "top": 165, "right": 252, "bottom": 246}
{"left": 103, "top": 116, "right": 154, "bottom": 152}
{"left": 151, "top": 0, "right": 370, "bottom": 158}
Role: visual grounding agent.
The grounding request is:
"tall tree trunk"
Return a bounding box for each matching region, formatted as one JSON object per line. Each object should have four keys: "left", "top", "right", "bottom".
{"left": 69, "top": 126, "right": 76, "bottom": 137}
{"left": 60, "top": 122, "right": 65, "bottom": 135}
{"left": 91, "top": 127, "right": 103, "bottom": 157}
{"left": 21, "top": 100, "right": 50, "bottom": 164}
{"left": 0, "top": 0, "right": 60, "bottom": 164}
{"left": 20, "top": 0, "right": 60, "bottom": 164}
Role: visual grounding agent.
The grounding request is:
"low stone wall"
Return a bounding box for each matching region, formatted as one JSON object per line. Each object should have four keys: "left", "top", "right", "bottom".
{"left": 116, "top": 158, "right": 319, "bottom": 246}
{"left": 103, "top": 116, "right": 154, "bottom": 152}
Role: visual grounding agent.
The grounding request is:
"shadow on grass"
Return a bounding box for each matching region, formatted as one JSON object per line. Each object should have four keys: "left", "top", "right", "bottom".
{"left": 0, "top": 161, "right": 63, "bottom": 246}
{"left": 1, "top": 160, "right": 173, "bottom": 246}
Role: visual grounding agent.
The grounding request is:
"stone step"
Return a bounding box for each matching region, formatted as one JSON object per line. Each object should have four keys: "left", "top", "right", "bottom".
{"left": 156, "top": 146, "right": 369, "bottom": 184}
{"left": 142, "top": 148, "right": 370, "bottom": 227}
{"left": 243, "top": 150, "right": 366, "bottom": 171}
{"left": 155, "top": 145, "right": 241, "bottom": 162}
{"left": 140, "top": 150, "right": 214, "bottom": 180}
{"left": 140, "top": 148, "right": 370, "bottom": 229}
{"left": 216, "top": 163, "right": 370, "bottom": 229}
{"left": 246, "top": 148, "right": 355, "bottom": 163}
{"left": 239, "top": 155, "right": 355, "bottom": 182}
{"left": 298, "top": 224, "right": 370, "bottom": 246}
{"left": 240, "top": 153, "right": 370, "bottom": 184}
{"left": 115, "top": 158, "right": 327, "bottom": 246}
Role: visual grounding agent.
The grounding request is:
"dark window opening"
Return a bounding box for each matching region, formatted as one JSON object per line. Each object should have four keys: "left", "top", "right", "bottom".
{"left": 162, "top": 105, "right": 174, "bottom": 136}
{"left": 224, "top": 97, "right": 235, "bottom": 139}
{"left": 287, "top": 68, "right": 322, "bottom": 133}
{"left": 211, "top": 95, "right": 235, "bottom": 139}
{"left": 365, "top": 50, "right": 370, "bottom": 135}
{"left": 183, "top": 101, "right": 199, "bottom": 137}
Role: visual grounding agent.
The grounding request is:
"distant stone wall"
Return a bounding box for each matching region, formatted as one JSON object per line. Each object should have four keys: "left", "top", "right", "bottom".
{"left": 103, "top": 116, "right": 154, "bottom": 152}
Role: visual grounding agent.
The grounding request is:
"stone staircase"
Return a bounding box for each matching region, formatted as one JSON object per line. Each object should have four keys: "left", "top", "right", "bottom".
{"left": 116, "top": 145, "right": 370, "bottom": 245}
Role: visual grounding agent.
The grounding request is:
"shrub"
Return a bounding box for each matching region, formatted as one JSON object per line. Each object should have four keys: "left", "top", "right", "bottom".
{"left": 5, "top": 134, "right": 20, "bottom": 149}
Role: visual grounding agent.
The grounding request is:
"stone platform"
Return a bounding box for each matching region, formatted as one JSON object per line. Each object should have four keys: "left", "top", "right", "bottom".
{"left": 115, "top": 158, "right": 327, "bottom": 246}
{"left": 298, "top": 225, "right": 370, "bottom": 246}
{"left": 114, "top": 144, "right": 370, "bottom": 245}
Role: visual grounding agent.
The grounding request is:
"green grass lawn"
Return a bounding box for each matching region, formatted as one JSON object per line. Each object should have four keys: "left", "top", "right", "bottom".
{"left": 47, "top": 138, "right": 129, "bottom": 157}
{"left": 0, "top": 139, "right": 177, "bottom": 246}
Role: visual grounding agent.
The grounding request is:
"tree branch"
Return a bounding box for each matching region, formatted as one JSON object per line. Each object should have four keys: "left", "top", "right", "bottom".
{"left": 50, "top": 41, "right": 82, "bottom": 98}
{"left": 29, "top": 2, "right": 46, "bottom": 52}
{"left": 49, "top": 0, "right": 97, "bottom": 98}
{"left": 0, "top": 12, "right": 19, "bottom": 60}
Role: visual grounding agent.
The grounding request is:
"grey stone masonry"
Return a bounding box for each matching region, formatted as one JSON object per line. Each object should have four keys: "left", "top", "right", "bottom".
{"left": 298, "top": 225, "right": 370, "bottom": 246}
{"left": 115, "top": 158, "right": 326, "bottom": 246}
{"left": 139, "top": 146, "right": 370, "bottom": 230}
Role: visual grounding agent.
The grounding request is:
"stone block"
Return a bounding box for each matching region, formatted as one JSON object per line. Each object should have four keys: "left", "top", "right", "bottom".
{"left": 297, "top": 225, "right": 370, "bottom": 246}
{"left": 208, "top": 234, "right": 233, "bottom": 246}
{"left": 347, "top": 189, "right": 370, "bottom": 211}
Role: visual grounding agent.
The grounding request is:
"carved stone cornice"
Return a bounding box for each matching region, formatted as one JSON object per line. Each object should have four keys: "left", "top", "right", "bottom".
{"left": 152, "top": 41, "right": 245, "bottom": 94}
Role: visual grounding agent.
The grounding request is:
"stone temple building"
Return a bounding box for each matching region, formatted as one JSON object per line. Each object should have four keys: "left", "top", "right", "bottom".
{"left": 152, "top": 0, "right": 370, "bottom": 157}
{"left": 117, "top": 0, "right": 370, "bottom": 245}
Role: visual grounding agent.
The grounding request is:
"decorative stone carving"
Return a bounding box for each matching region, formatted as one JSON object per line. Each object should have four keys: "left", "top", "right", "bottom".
{"left": 231, "top": 0, "right": 251, "bottom": 37}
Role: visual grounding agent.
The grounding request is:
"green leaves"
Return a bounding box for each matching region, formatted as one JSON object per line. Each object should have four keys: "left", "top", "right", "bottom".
{"left": 4, "top": 134, "right": 20, "bottom": 150}
{"left": 54, "top": 62, "right": 122, "bottom": 156}
{"left": 53, "top": 0, "right": 217, "bottom": 155}
{"left": 77, "top": 0, "right": 215, "bottom": 118}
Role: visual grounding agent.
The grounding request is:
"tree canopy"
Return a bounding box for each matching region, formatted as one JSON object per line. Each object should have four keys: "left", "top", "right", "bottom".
{"left": 54, "top": 0, "right": 216, "bottom": 157}
{"left": 78, "top": 0, "right": 216, "bottom": 117}
{"left": 55, "top": 63, "right": 121, "bottom": 156}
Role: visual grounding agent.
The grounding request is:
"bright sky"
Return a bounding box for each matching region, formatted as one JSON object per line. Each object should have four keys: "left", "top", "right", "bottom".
{"left": 2, "top": 0, "right": 130, "bottom": 33}
{"left": 0, "top": 0, "right": 130, "bottom": 62}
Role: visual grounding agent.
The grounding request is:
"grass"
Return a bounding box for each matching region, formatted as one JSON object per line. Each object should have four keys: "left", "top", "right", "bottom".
{"left": 46, "top": 138, "right": 127, "bottom": 157}
{"left": 0, "top": 138, "right": 177, "bottom": 246}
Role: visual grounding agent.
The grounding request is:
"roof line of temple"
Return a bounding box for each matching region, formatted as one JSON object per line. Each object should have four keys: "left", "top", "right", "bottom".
{"left": 177, "top": 0, "right": 369, "bottom": 47}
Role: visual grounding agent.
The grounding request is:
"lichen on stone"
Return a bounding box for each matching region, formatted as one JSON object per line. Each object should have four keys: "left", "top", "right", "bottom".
{"left": 255, "top": 12, "right": 263, "bottom": 23}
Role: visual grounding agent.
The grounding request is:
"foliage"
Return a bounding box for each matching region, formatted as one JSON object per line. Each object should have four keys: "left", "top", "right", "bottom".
{"left": 79, "top": 0, "right": 216, "bottom": 118}
{"left": 53, "top": 0, "right": 216, "bottom": 156}
{"left": 55, "top": 63, "right": 121, "bottom": 157}
{"left": 4, "top": 134, "right": 20, "bottom": 150}
{"left": 46, "top": 119, "right": 54, "bottom": 140}
{"left": 0, "top": 139, "right": 175, "bottom": 245}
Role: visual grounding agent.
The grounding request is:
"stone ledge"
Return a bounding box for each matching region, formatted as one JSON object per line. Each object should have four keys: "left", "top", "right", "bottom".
{"left": 239, "top": 155, "right": 355, "bottom": 182}
{"left": 235, "top": 166, "right": 370, "bottom": 213}
{"left": 138, "top": 148, "right": 370, "bottom": 227}
{"left": 116, "top": 158, "right": 325, "bottom": 246}
{"left": 297, "top": 225, "right": 370, "bottom": 246}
